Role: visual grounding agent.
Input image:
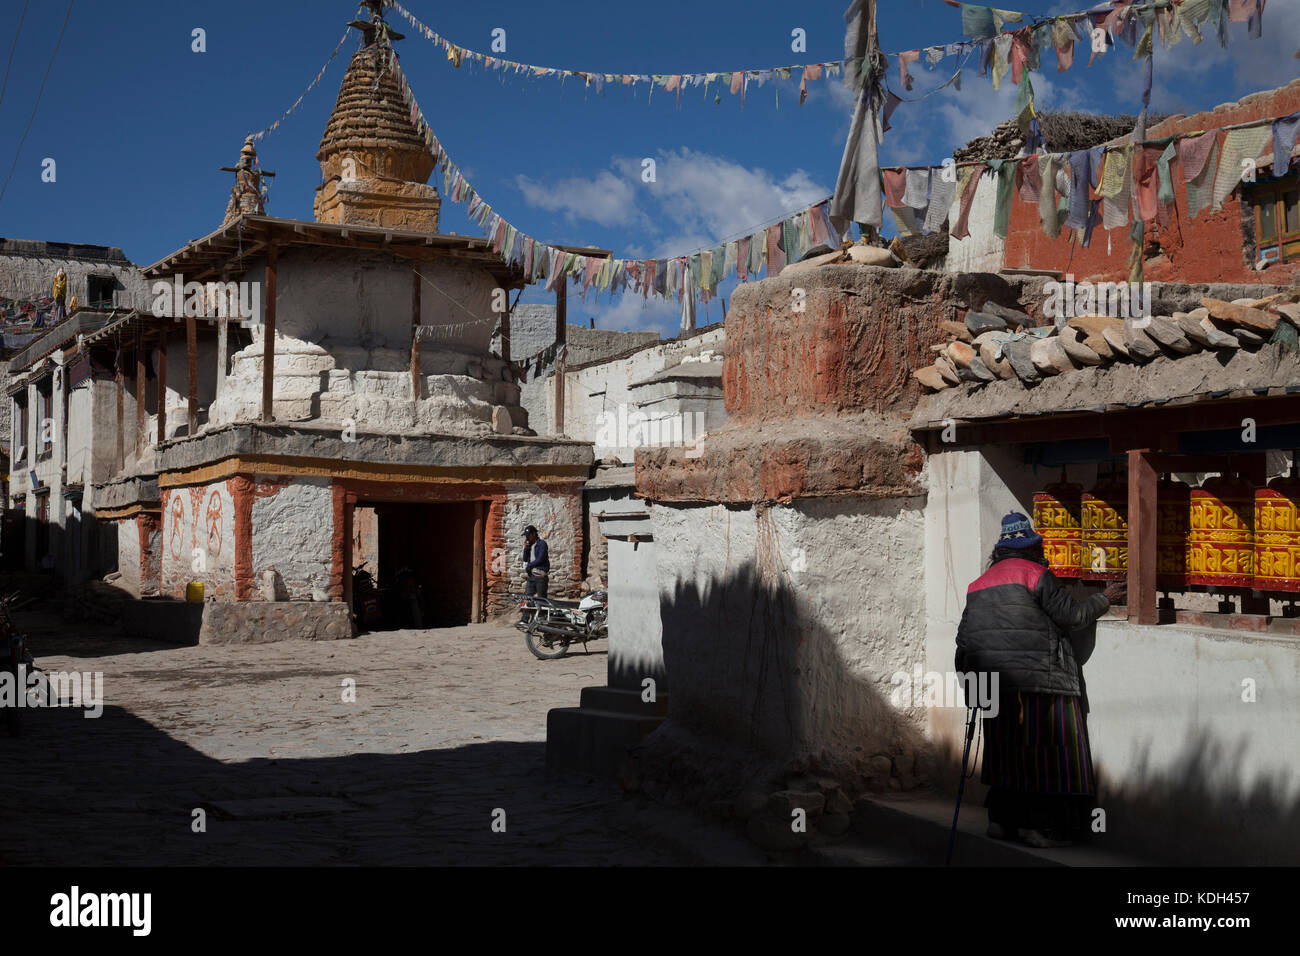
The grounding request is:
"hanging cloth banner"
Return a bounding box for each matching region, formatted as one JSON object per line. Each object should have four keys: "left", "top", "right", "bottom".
{"left": 387, "top": 0, "right": 844, "bottom": 109}
{"left": 383, "top": 49, "right": 838, "bottom": 302}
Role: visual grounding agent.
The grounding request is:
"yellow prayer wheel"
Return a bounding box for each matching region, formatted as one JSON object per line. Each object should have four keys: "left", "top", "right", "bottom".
{"left": 1253, "top": 474, "right": 1300, "bottom": 592}
{"left": 1156, "top": 476, "right": 1191, "bottom": 591}
{"left": 1080, "top": 474, "right": 1127, "bottom": 581}
{"left": 1188, "top": 475, "right": 1254, "bottom": 589}
{"left": 1033, "top": 474, "right": 1083, "bottom": 579}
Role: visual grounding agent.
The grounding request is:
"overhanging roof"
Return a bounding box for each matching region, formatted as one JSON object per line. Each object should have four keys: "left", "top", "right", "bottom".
{"left": 142, "top": 214, "right": 529, "bottom": 287}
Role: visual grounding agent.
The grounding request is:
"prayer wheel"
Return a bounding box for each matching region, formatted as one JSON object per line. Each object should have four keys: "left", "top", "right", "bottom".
{"left": 1253, "top": 472, "right": 1300, "bottom": 593}
{"left": 1188, "top": 474, "right": 1254, "bottom": 589}
{"left": 1080, "top": 472, "right": 1127, "bottom": 581}
{"left": 1156, "top": 476, "right": 1191, "bottom": 591}
{"left": 1032, "top": 472, "right": 1083, "bottom": 579}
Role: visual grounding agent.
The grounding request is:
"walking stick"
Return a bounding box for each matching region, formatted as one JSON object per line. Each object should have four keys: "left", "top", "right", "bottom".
{"left": 945, "top": 706, "right": 979, "bottom": 867}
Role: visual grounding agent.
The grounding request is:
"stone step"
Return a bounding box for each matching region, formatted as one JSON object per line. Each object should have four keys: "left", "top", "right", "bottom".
{"left": 845, "top": 791, "right": 1155, "bottom": 867}
{"left": 545, "top": 706, "right": 666, "bottom": 779}
{"left": 579, "top": 685, "right": 670, "bottom": 717}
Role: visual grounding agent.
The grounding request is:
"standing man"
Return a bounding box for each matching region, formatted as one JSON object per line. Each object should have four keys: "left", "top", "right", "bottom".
{"left": 523, "top": 525, "right": 549, "bottom": 599}
{"left": 955, "top": 511, "right": 1125, "bottom": 848}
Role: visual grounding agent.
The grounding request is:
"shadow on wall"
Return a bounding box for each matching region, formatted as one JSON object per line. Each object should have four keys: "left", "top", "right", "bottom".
{"left": 628, "top": 546, "right": 940, "bottom": 808}
{"left": 1089, "top": 730, "right": 1300, "bottom": 866}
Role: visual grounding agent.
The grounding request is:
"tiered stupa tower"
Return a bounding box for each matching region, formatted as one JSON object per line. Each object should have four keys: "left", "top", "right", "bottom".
{"left": 313, "top": 0, "right": 441, "bottom": 231}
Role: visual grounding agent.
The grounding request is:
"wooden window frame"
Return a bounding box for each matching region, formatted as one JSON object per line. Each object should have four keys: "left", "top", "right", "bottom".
{"left": 1248, "top": 175, "right": 1300, "bottom": 265}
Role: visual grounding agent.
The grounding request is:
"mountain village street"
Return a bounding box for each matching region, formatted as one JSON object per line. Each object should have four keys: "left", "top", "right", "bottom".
{"left": 0, "top": 611, "right": 682, "bottom": 866}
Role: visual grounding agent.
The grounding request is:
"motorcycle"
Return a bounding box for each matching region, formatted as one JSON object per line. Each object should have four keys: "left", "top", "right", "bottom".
{"left": 351, "top": 563, "right": 383, "bottom": 631}
{"left": 514, "top": 589, "right": 607, "bottom": 660}
{"left": 0, "top": 592, "right": 35, "bottom": 737}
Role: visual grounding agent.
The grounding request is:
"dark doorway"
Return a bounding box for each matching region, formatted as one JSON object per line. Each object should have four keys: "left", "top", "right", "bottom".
{"left": 372, "top": 501, "right": 479, "bottom": 628}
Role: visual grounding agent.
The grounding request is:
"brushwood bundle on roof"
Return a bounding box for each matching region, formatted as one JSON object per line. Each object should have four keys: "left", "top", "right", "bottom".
{"left": 953, "top": 111, "right": 1164, "bottom": 163}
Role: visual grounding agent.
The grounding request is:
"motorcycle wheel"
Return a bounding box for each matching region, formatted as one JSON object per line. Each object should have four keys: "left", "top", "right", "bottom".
{"left": 524, "top": 622, "right": 570, "bottom": 660}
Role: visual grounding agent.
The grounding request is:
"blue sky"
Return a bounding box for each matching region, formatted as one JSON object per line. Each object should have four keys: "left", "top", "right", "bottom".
{"left": 1, "top": 0, "right": 1297, "bottom": 336}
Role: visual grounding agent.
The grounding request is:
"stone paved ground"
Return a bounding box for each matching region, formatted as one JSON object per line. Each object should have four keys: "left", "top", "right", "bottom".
{"left": 0, "top": 609, "right": 684, "bottom": 866}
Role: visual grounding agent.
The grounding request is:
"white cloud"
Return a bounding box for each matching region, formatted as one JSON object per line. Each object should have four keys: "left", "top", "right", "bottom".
{"left": 515, "top": 149, "right": 830, "bottom": 257}
{"left": 621, "top": 148, "right": 829, "bottom": 251}
{"left": 586, "top": 290, "right": 680, "bottom": 336}
{"left": 514, "top": 169, "right": 640, "bottom": 227}
{"left": 1146, "top": 0, "right": 1300, "bottom": 112}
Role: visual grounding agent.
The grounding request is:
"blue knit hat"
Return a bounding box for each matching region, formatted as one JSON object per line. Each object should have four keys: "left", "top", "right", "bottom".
{"left": 997, "top": 511, "right": 1043, "bottom": 549}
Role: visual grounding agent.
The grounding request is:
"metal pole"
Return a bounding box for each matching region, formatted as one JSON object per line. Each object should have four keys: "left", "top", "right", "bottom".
{"left": 946, "top": 707, "right": 978, "bottom": 867}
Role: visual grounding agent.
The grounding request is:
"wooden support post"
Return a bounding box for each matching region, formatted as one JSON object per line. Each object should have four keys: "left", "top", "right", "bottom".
{"left": 500, "top": 292, "right": 511, "bottom": 365}
{"left": 262, "top": 243, "right": 277, "bottom": 422}
{"left": 186, "top": 314, "right": 198, "bottom": 437}
{"left": 410, "top": 270, "right": 421, "bottom": 402}
{"left": 135, "top": 325, "right": 145, "bottom": 458}
{"left": 1127, "top": 448, "right": 1158, "bottom": 625}
{"left": 555, "top": 279, "right": 566, "bottom": 435}
{"left": 216, "top": 317, "right": 228, "bottom": 398}
{"left": 342, "top": 494, "right": 355, "bottom": 610}
{"left": 115, "top": 367, "right": 124, "bottom": 473}
{"left": 156, "top": 327, "right": 167, "bottom": 447}
{"left": 472, "top": 499, "right": 485, "bottom": 623}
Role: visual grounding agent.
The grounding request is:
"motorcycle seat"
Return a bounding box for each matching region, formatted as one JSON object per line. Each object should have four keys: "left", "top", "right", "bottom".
{"left": 540, "top": 597, "right": 583, "bottom": 609}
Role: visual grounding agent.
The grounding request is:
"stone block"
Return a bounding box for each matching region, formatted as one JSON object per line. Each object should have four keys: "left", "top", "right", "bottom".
{"left": 197, "top": 600, "right": 355, "bottom": 645}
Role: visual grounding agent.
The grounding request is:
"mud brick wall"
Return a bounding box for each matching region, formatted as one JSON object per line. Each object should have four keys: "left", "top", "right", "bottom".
{"left": 640, "top": 265, "right": 1018, "bottom": 504}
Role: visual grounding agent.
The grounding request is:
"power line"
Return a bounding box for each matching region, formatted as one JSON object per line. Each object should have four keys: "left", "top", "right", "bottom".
{"left": 0, "top": 0, "right": 75, "bottom": 210}
{"left": 0, "top": 0, "right": 30, "bottom": 107}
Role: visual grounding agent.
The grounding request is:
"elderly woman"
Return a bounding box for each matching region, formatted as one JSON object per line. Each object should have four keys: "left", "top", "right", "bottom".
{"left": 955, "top": 511, "right": 1125, "bottom": 848}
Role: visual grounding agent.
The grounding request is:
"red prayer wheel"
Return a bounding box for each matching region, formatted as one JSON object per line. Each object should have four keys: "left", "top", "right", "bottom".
{"left": 1188, "top": 475, "right": 1255, "bottom": 589}
{"left": 1253, "top": 473, "right": 1300, "bottom": 592}
{"left": 1156, "top": 476, "right": 1191, "bottom": 591}
{"left": 1080, "top": 473, "right": 1128, "bottom": 581}
{"left": 1033, "top": 473, "right": 1083, "bottom": 579}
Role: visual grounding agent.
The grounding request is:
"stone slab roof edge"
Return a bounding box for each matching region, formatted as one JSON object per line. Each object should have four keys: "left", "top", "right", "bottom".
{"left": 910, "top": 340, "right": 1300, "bottom": 431}
{"left": 0, "top": 238, "right": 133, "bottom": 264}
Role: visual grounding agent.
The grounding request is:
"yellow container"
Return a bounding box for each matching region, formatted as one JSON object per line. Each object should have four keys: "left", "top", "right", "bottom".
{"left": 185, "top": 581, "right": 205, "bottom": 603}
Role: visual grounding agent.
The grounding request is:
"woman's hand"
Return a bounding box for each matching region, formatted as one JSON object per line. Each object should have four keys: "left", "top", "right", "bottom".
{"left": 1103, "top": 581, "right": 1127, "bottom": 605}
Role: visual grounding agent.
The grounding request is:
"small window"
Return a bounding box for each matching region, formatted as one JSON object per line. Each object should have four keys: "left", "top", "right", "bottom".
{"left": 1247, "top": 175, "right": 1300, "bottom": 264}
{"left": 86, "top": 275, "right": 116, "bottom": 309}
{"left": 13, "top": 397, "right": 28, "bottom": 463}
{"left": 36, "top": 383, "right": 52, "bottom": 457}
{"left": 1259, "top": 199, "right": 1277, "bottom": 241}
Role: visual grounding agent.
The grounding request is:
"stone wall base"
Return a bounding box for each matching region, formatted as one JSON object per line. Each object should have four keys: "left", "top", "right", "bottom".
{"left": 198, "top": 601, "right": 355, "bottom": 645}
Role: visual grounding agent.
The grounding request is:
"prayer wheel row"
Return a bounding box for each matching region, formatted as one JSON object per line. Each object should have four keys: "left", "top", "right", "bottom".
{"left": 1031, "top": 472, "right": 1300, "bottom": 592}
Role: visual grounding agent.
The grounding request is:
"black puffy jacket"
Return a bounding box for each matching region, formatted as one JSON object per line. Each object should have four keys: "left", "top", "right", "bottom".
{"left": 954, "top": 557, "right": 1109, "bottom": 697}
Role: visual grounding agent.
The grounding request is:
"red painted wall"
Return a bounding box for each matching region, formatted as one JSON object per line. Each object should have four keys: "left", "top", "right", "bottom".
{"left": 1002, "top": 80, "right": 1300, "bottom": 285}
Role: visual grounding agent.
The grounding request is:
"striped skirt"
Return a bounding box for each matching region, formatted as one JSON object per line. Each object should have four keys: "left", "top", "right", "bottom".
{"left": 980, "top": 691, "right": 1095, "bottom": 796}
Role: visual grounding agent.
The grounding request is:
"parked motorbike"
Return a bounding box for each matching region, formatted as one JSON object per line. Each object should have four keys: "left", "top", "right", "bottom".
{"left": 351, "top": 564, "right": 383, "bottom": 631}
{"left": 0, "top": 592, "right": 35, "bottom": 737}
{"left": 514, "top": 589, "right": 607, "bottom": 660}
